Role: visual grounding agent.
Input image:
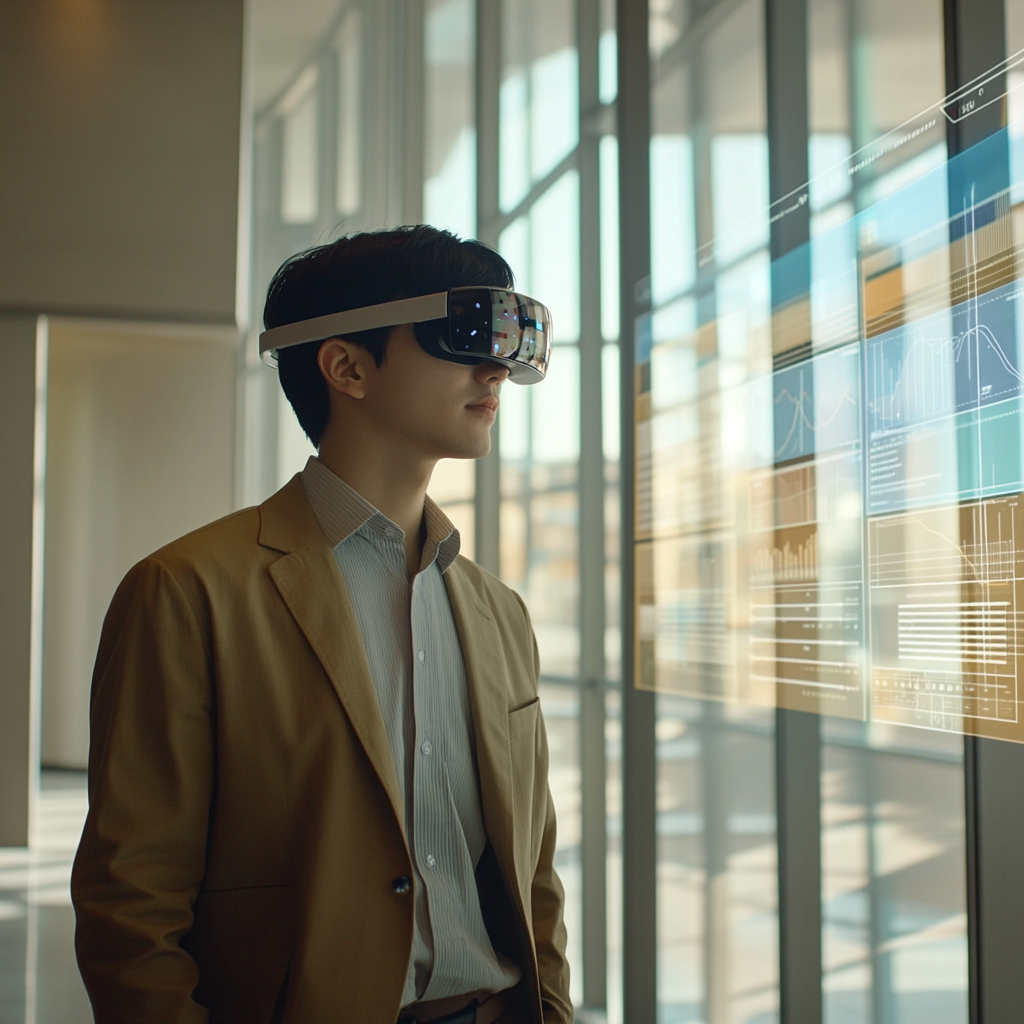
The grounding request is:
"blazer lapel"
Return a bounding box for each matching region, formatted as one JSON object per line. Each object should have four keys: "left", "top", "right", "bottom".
{"left": 260, "top": 478, "right": 405, "bottom": 831}
{"left": 444, "top": 563, "right": 521, "bottom": 905}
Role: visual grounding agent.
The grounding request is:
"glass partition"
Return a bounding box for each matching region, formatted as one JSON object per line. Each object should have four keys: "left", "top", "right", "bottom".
{"left": 639, "top": 1, "right": 1024, "bottom": 1015}
{"left": 424, "top": 0, "right": 476, "bottom": 237}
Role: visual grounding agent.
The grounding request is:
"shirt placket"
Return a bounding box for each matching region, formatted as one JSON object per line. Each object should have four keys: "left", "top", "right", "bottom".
{"left": 411, "top": 568, "right": 452, "bottom": 991}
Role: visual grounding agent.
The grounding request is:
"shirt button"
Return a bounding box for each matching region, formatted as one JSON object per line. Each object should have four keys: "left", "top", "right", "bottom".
{"left": 391, "top": 875, "right": 412, "bottom": 895}
{"left": 421, "top": 741, "right": 432, "bottom": 756}
{"left": 417, "top": 649, "right": 425, "bottom": 662}
{"left": 426, "top": 854, "right": 437, "bottom": 869}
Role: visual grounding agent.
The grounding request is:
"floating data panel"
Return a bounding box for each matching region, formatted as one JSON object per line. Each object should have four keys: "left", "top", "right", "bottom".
{"left": 635, "top": 50, "right": 1024, "bottom": 743}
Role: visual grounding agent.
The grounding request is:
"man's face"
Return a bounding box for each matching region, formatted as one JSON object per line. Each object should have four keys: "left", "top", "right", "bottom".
{"left": 325, "top": 323, "right": 509, "bottom": 460}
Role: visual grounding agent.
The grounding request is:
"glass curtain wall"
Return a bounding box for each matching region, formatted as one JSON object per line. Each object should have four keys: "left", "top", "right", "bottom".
{"left": 634, "top": 0, "right": 1024, "bottom": 1022}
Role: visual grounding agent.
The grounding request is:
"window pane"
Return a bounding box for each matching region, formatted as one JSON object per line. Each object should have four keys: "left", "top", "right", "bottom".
{"left": 808, "top": 0, "right": 947, "bottom": 216}
{"left": 429, "top": 458, "right": 475, "bottom": 505}
{"left": 428, "top": 458, "right": 476, "bottom": 561}
{"left": 647, "top": 1, "right": 778, "bottom": 1019}
{"left": 600, "top": 135, "right": 621, "bottom": 341}
{"left": 532, "top": 344, "right": 580, "bottom": 466}
{"left": 804, "top": 2, "right": 966, "bottom": 1021}
{"left": 499, "top": 171, "right": 581, "bottom": 343}
{"left": 501, "top": 346, "right": 580, "bottom": 679}
{"left": 424, "top": 0, "right": 476, "bottom": 236}
{"left": 822, "top": 723, "right": 967, "bottom": 1024}
{"left": 533, "top": 172, "right": 581, "bottom": 342}
{"left": 540, "top": 681, "right": 583, "bottom": 1007}
{"left": 650, "top": 132, "right": 696, "bottom": 304}
{"left": 278, "top": 388, "right": 315, "bottom": 488}
{"left": 604, "top": 343, "right": 622, "bottom": 683}
{"left": 500, "top": 0, "right": 578, "bottom": 212}
{"left": 527, "top": 490, "right": 579, "bottom": 678}
{"left": 605, "top": 688, "right": 624, "bottom": 1024}
{"left": 336, "top": 9, "right": 362, "bottom": 217}
{"left": 599, "top": 26, "right": 617, "bottom": 106}
{"left": 280, "top": 68, "right": 319, "bottom": 224}
{"left": 656, "top": 697, "right": 778, "bottom": 1023}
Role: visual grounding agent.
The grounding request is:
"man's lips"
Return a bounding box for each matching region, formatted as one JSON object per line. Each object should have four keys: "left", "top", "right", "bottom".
{"left": 466, "top": 397, "right": 499, "bottom": 413}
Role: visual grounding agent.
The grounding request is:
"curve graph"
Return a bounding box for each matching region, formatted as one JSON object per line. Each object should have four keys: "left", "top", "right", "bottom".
{"left": 773, "top": 344, "right": 861, "bottom": 461}
{"left": 867, "top": 285, "right": 1021, "bottom": 435}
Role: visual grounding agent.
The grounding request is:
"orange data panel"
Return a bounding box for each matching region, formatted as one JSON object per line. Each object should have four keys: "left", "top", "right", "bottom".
{"left": 868, "top": 494, "right": 1024, "bottom": 743}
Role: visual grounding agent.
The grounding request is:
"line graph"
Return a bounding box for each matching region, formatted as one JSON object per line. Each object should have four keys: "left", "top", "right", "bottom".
{"left": 870, "top": 510, "right": 1015, "bottom": 586}
{"left": 750, "top": 451, "right": 862, "bottom": 531}
{"left": 775, "top": 378, "right": 858, "bottom": 459}
{"left": 868, "top": 309, "right": 1022, "bottom": 435}
{"left": 865, "top": 194, "right": 1024, "bottom": 512}
{"left": 868, "top": 186, "right": 1022, "bottom": 439}
{"left": 773, "top": 344, "right": 861, "bottom": 461}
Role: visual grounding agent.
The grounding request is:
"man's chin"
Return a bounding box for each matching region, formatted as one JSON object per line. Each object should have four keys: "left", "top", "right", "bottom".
{"left": 439, "top": 433, "right": 491, "bottom": 461}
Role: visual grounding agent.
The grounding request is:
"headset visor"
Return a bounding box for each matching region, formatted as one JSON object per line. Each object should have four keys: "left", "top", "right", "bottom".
{"left": 259, "top": 285, "right": 552, "bottom": 384}
{"left": 444, "top": 287, "right": 551, "bottom": 383}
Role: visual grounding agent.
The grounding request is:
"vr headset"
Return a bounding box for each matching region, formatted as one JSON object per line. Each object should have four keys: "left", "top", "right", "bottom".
{"left": 259, "top": 286, "right": 552, "bottom": 384}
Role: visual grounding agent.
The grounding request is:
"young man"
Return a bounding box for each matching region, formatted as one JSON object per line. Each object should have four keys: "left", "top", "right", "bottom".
{"left": 71, "top": 226, "right": 571, "bottom": 1024}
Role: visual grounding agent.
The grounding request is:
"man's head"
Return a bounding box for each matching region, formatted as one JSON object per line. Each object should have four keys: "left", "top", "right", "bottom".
{"left": 263, "top": 225, "right": 516, "bottom": 458}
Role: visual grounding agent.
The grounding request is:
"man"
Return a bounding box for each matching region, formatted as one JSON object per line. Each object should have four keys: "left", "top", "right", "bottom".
{"left": 71, "top": 226, "right": 571, "bottom": 1024}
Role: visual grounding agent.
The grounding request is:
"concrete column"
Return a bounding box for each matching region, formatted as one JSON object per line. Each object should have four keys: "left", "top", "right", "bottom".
{"left": 0, "top": 313, "right": 46, "bottom": 847}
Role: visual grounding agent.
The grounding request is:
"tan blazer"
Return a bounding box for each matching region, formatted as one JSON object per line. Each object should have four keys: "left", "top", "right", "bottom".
{"left": 71, "top": 477, "right": 572, "bottom": 1024}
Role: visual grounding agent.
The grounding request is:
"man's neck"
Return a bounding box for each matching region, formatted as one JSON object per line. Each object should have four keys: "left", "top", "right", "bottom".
{"left": 316, "top": 435, "right": 434, "bottom": 577}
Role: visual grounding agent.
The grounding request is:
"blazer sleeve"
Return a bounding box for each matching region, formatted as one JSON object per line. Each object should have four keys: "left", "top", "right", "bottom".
{"left": 514, "top": 593, "right": 574, "bottom": 1024}
{"left": 71, "top": 557, "right": 213, "bottom": 1024}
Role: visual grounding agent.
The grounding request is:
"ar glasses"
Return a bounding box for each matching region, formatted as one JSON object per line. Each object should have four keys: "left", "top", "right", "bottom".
{"left": 259, "top": 286, "right": 552, "bottom": 384}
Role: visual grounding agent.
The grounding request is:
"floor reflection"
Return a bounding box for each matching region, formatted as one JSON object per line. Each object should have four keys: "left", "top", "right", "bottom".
{"left": 822, "top": 721, "right": 968, "bottom": 1024}
{"left": 0, "top": 770, "right": 91, "bottom": 1024}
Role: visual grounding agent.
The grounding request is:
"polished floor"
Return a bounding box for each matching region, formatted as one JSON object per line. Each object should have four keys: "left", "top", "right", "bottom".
{"left": 0, "top": 770, "right": 92, "bottom": 1024}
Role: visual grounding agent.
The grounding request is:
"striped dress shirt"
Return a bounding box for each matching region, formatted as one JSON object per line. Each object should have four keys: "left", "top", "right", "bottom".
{"left": 300, "top": 457, "right": 520, "bottom": 1009}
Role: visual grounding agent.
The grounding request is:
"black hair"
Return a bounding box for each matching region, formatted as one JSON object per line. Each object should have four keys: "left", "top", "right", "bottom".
{"left": 263, "top": 225, "right": 515, "bottom": 446}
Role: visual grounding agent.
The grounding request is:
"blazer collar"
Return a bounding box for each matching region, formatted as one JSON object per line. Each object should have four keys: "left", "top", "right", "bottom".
{"left": 258, "top": 473, "right": 324, "bottom": 554}
{"left": 259, "top": 476, "right": 407, "bottom": 831}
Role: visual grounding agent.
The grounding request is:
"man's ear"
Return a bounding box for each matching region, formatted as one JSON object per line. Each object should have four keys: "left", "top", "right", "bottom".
{"left": 318, "top": 338, "right": 370, "bottom": 400}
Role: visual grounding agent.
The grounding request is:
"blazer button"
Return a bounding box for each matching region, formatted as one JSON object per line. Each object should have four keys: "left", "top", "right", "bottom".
{"left": 391, "top": 875, "right": 412, "bottom": 896}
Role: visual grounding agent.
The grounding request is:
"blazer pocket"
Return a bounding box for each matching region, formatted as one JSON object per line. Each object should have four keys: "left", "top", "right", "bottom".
{"left": 508, "top": 696, "right": 540, "bottom": 739}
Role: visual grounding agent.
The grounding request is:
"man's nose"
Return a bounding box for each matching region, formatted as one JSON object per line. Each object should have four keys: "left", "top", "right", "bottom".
{"left": 475, "top": 359, "right": 510, "bottom": 384}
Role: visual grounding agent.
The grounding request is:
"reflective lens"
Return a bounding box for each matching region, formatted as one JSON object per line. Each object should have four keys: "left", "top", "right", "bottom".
{"left": 446, "top": 287, "right": 552, "bottom": 380}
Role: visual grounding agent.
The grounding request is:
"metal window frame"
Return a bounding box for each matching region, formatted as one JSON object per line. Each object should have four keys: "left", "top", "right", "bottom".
{"left": 942, "top": 4, "right": 1024, "bottom": 1023}
{"left": 615, "top": 2, "right": 658, "bottom": 1024}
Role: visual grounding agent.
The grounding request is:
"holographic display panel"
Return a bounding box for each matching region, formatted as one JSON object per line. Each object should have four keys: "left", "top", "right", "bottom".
{"left": 635, "top": 51, "right": 1024, "bottom": 741}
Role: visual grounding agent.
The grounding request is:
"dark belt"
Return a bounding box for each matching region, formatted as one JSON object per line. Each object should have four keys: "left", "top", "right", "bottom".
{"left": 398, "top": 991, "right": 507, "bottom": 1024}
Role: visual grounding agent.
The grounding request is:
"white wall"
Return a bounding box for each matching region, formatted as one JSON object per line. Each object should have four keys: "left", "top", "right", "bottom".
{"left": 41, "top": 320, "right": 237, "bottom": 769}
{"left": 0, "top": 0, "right": 243, "bottom": 323}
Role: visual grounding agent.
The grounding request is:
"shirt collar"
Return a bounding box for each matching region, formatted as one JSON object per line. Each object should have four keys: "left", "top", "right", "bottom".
{"left": 300, "top": 456, "right": 461, "bottom": 573}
